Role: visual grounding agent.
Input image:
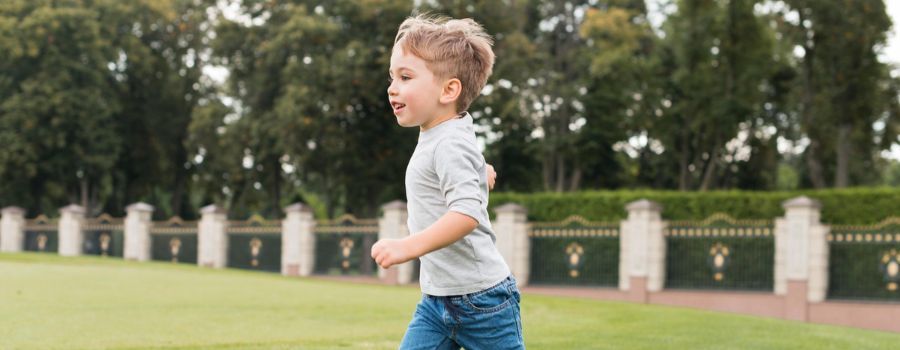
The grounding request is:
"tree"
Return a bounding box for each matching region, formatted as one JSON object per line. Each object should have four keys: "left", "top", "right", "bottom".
{"left": 210, "top": 0, "right": 415, "bottom": 217}
{"left": 0, "top": 0, "right": 122, "bottom": 215}
{"left": 653, "top": 0, "right": 776, "bottom": 190}
{"left": 781, "top": 0, "right": 893, "bottom": 188}
{"left": 581, "top": 0, "right": 660, "bottom": 189}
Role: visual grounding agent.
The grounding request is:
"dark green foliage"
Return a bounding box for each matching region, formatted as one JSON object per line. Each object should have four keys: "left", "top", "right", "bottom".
{"left": 0, "top": 0, "right": 898, "bottom": 220}
{"left": 490, "top": 187, "right": 900, "bottom": 224}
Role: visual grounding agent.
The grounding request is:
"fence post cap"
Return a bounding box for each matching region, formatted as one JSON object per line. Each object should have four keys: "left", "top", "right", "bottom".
{"left": 59, "top": 204, "right": 86, "bottom": 215}
{"left": 126, "top": 202, "right": 155, "bottom": 213}
{"left": 1, "top": 206, "right": 25, "bottom": 215}
{"left": 284, "top": 202, "right": 313, "bottom": 213}
{"left": 200, "top": 204, "right": 226, "bottom": 215}
{"left": 625, "top": 199, "right": 662, "bottom": 212}
{"left": 782, "top": 196, "right": 821, "bottom": 210}
{"left": 381, "top": 200, "right": 407, "bottom": 211}
{"left": 494, "top": 203, "right": 527, "bottom": 214}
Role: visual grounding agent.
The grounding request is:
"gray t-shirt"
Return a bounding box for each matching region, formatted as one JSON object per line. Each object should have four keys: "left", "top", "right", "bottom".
{"left": 406, "top": 112, "right": 511, "bottom": 296}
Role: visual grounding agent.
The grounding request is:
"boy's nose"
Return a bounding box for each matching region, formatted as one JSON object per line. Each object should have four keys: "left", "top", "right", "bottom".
{"left": 387, "top": 82, "right": 398, "bottom": 96}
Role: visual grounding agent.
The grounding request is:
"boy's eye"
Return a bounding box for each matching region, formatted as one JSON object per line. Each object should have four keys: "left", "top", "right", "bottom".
{"left": 387, "top": 76, "right": 411, "bottom": 84}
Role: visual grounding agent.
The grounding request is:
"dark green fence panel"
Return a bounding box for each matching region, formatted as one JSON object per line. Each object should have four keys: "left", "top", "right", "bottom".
{"left": 827, "top": 218, "right": 900, "bottom": 301}
{"left": 313, "top": 215, "right": 378, "bottom": 276}
{"left": 82, "top": 214, "right": 124, "bottom": 257}
{"left": 529, "top": 216, "right": 619, "bottom": 287}
{"left": 665, "top": 214, "right": 774, "bottom": 291}
{"left": 24, "top": 216, "right": 57, "bottom": 253}
{"left": 227, "top": 217, "right": 282, "bottom": 273}
{"left": 150, "top": 217, "right": 198, "bottom": 264}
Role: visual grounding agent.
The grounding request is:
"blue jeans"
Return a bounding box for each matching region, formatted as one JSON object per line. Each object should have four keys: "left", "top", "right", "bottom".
{"left": 399, "top": 276, "right": 524, "bottom": 350}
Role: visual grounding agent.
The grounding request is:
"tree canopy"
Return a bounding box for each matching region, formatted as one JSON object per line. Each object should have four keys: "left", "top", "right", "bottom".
{"left": 1, "top": 0, "right": 897, "bottom": 219}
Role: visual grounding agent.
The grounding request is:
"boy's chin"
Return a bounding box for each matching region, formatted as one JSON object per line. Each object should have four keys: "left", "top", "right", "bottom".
{"left": 395, "top": 116, "right": 419, "bottom": 128}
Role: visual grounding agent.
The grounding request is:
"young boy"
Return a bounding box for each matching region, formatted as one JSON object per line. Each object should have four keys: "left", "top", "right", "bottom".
{"left": 370, "top": 15, "right": 524, "bottom": 350}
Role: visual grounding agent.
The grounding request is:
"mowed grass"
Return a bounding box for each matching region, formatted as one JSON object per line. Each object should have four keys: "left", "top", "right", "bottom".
{"left": 1, "top": 253, "right": 898, "bottom": 350}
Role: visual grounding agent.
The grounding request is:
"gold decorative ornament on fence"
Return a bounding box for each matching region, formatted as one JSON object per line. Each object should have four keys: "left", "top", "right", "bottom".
{"left": 249, "top": 238, "right": 263, "bottom": 267}
{"left": 169, "top": 238, "right": 182, "bottom": 263}
{"left": 99, "top": 233, "right": 111, "bottom": 256}
{"left": 708, "top": 242, "right": 730, "bottom": 281}
{"left": 529, "top": 215, "right": 619, "bottom": 238}
{"left": 315, "top": 214, "right": 379, "bottom": 234}
{"left": 339, "top": 237, "right": 355, "bottom": 270}
{"left": 565, "top": 242, "right": 584, "bottom": 278}
{"left": 666, "top": 213, "right": 772, "bottom": 238}
{"left": 881, "top": 249, "right": 900, "bottom": 292}
{"left": 37, "top": 234, "right": 48, "bottom": 251}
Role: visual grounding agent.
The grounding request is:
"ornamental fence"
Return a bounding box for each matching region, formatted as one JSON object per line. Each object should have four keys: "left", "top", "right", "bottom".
{"left": 150, "top": 217, "right": 198, "bottom": 264}
{"left": 1, "top": 197, "right": 899, "bottom": 332}
{"left": 23, "top": 215, "right": 57, "bottom": 253}
{"left": 663, "top": 215, "right": 774, "bottom": 291}
{"left": 312, "top": 215, "right": 378, "bottom": 277}
{"left": 528, "top": 216, "right": 619, "bottom": 287}
{"left": 826, "top": 218, "right": 900, "bottom": 301}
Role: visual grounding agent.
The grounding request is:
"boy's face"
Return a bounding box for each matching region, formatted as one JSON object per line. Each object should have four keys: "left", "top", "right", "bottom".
{"left": 387, "top": 48, "right": 445, "bottom": 128}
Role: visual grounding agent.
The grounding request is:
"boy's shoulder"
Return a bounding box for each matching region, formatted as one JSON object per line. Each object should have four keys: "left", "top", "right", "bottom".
{"left": 434, "top": 126, "right": 478, "bottom": 153}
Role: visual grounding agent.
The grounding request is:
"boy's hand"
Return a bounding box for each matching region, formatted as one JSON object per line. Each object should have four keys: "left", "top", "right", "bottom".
{"left": 487, "top": 164, "right": 497, "bottom": 191}
{"left": 371, "top": 238, "right": 415, "bottom": 269}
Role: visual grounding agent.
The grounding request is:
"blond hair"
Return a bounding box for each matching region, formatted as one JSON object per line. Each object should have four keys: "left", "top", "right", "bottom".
{"left": 394, "top": 14, "right": 495, "bottom": 113}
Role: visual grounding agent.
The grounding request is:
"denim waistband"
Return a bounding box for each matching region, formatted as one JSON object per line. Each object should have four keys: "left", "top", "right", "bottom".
{"left": 424, "top": 275, "right": 513, "bottom": 300}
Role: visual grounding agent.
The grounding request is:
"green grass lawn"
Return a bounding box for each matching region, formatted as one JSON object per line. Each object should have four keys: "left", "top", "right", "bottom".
{"left": 1, "top": 253, "right": 898, "bottom": 349}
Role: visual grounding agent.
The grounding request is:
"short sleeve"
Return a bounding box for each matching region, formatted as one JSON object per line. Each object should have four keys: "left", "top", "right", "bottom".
{"left": 433, "top": 137, "right": 487, "bottom": 226}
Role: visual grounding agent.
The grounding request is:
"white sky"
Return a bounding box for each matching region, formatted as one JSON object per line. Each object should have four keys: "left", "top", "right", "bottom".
{"left": 884, "top": 0, "right": 900, "bottom": 69}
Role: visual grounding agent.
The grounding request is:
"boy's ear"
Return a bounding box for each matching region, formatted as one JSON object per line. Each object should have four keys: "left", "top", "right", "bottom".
{"left": 439, "top": 78, "right": 462, "bottom": 105}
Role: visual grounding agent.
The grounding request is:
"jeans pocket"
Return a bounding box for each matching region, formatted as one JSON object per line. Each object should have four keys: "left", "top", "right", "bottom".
{"left": 463, "top": 282, "right": 513, "bottom": 313}
{"left": 506, "top": 281, "right": 521, "bottom": 304}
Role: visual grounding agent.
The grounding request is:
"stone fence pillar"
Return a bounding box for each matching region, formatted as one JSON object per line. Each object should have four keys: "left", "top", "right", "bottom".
{"left": 775, "top": 196, "right": 829, "bottom": 321}
{"left": 198, "top": 204, "right": 228, "bottom": 268}
{"left": 58, "top": 204, "right": 86, "bottom": 257}
{"left": 493, "top": 203, "right": 530, "bottom": 287}
{"left": 124, "top": 202, "right": 154, "bottom": 261}
{"left": 378, "top": 200, "right": 415, "bottom": 284}
{"left": 0, "top": 206, "right": 26, "bottom": 253}
{"left": 620, "top": 199, "right": 666, "bottom": 302}
{"left": 282, "top": 203, "right": 316, "bottom": 277}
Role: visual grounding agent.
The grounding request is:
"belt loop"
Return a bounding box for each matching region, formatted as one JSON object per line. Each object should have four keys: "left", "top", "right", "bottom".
{"left": 441, "top": 296, "right": 463, "bottom": 322}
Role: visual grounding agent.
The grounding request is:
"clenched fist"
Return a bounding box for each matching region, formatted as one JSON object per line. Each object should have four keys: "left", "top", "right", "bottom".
{"left": 371, "top": 238, "right": 415, "bottom": 269}
{"left": 487, "top": 163, "right": 497, "bottom": 190}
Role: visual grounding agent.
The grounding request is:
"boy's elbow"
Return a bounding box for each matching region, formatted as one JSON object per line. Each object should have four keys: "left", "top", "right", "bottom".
{"left": 463, "top": 215, "right": 478, "bottom": 231}
{"left": 450, "top": 210, "right": 479, "bottom": 231}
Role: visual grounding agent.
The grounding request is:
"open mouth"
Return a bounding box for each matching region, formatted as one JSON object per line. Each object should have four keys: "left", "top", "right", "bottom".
{"left": 391, "top": 101, "right": 406, "bottom": 114}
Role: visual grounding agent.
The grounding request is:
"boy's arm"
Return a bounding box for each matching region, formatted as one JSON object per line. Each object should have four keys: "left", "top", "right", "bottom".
{"left": 373, "top": 136, "right": 488, "bottom": 269}
{"left": 371, "top": 211, "right": 476, "bottom": 269}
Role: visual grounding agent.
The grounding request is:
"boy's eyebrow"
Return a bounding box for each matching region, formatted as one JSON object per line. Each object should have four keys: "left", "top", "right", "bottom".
{"left": 389, "top": 66, "right": 414, "bottom": 75}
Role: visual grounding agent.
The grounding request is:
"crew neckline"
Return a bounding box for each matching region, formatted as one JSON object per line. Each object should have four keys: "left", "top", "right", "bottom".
{"left": 419, "top": 112, "right": 470, "bottom": 141}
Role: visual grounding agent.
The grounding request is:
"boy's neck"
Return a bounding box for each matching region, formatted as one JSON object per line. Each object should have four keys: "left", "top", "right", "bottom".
{"left": 420, "top": 110, "right": 462, "bottom": 132}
